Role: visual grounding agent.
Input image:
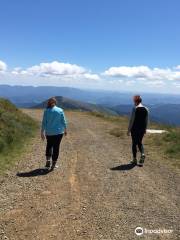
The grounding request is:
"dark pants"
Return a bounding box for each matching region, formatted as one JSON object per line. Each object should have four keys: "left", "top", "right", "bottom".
{"left": 46, "top": 134, "right": 63, "bottom": 162}
{"left": 131, "top": 130, "right": 145, "bottom": 158}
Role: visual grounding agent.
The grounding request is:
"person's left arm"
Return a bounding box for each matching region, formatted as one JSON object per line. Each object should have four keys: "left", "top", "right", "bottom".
{"left": 61, "top": 111, "right": 68, "bottom": 136}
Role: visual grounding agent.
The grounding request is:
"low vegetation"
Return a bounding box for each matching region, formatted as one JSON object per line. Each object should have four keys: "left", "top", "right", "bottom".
{"left": 90, "top": 111, "right": 180, "bottom": 169}
{"left": 0, "top": 98, "right": 38, "bottom": 173}
{"left": 90, "top": 111, "right": 128, "bottom": 124}
{"left": 163, "top": 129, "right": 180, "bottom": 157}
{"left": 145, "top": 127, "right": 180, "bottom": 169}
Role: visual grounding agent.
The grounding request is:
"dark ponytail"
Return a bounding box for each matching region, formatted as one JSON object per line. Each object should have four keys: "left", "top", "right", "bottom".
{"left": 47, "top": 97, "right": 57, "bottom": 108}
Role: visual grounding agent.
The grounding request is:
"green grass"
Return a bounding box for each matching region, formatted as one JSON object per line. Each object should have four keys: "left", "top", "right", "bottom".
{"left": 162, "top": 129, "right": 180, "bottom": 157}
{"left": 0, "top": 98, "right": 39, "bottom": 173}
{"left": 89, "top": 111, "right": 128, "bottom": 124}
{"left": 146, "top": 128, "right": 180, "bottom": 169}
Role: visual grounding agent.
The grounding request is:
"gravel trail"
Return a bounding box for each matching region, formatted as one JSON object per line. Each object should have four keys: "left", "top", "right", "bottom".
{"left": 0, "top": 110, "right": 179, "bottom": 240}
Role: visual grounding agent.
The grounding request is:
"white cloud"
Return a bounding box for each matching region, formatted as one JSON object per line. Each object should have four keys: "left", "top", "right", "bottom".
{"left": 0, "top": 60, "right": 7, "bottom": 71}
{"left": 11, "top": 67, "right": 22, "bottom": 75}
{"left": 13, "top": 61, "right": 86, "bottom": 76}
{"left": 175, "top": 65, "right": 180, "bottom": 70}
{"left": 144, "top": 80, "right": 165, "bottom": 86}
{"left": 11, "top": 61, "right": 100, "bottom": 81}
{"left": 126, "top": 80, "right": 136, "bottom": 86}
{"left": 103, "top": 65, "right": 180, "bottom": 81}
{"left": 83, "top": 73, "right": 100, "bottom": 80}
{"left": 104, "top": 66, "right": 150, "bottom": 78}
{"left": 172, "top": 82, "right": 180, "bottom": 88}
{"left": 1, "top": 59, "right": 180, "bottom": 92}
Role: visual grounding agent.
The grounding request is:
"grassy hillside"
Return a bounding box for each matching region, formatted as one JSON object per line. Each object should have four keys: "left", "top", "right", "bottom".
{"left": 0, "top": 98, "right": 38, "bottom": 173}
{"left": 90, "top": 112, "right": 180, "bottom": 169}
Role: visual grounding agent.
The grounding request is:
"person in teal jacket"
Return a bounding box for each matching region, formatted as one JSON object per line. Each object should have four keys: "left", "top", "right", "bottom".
{"left": 41, "top": 97, "right": 67, "bottom": 170}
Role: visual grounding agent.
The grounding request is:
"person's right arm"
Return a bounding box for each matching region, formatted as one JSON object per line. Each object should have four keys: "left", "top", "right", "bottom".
{"left": 144, "top": 107, "right": 149, "bottom": 133}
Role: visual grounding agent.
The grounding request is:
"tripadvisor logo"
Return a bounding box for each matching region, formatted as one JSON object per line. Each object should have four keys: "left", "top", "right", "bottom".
{"left": 135, "top": 227, "right": 143, "bottom": 236}
{"left": 135, "top": 226, "right": 173, "bottom": 236}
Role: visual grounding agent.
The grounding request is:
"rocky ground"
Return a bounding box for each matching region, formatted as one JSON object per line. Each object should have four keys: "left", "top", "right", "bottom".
{"left": 0, "top": 110, "right": 179, "bottom": 240}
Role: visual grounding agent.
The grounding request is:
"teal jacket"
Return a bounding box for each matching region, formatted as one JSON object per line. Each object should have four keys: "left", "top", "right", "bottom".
{"left": 41, "top": 106, "right": 67, "bottom": 136}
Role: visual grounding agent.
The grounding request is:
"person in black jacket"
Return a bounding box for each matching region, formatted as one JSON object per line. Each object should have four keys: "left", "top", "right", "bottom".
{"left": 127, "top": 95, "right": 149, "bottom": 166}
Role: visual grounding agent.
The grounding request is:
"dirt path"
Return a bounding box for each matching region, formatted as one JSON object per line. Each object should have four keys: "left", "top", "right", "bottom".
{"left": 0, "top": 110, "right": 179, "bottom": 240}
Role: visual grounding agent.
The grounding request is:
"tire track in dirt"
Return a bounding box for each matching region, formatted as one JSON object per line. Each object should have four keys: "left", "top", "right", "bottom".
{"left": 68, "top": 148, "right": 81, "bottom": 210}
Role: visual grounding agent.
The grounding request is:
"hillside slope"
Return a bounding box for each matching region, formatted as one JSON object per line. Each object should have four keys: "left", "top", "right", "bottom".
{"left": 0, "top": 110, "right": 179, "bottom": 240}
{"left": 150, "top": 104, "right": 180, "bottom": 125}
{"left": 32, "top": 96, "right": 117, "bottom": 115}
{"left": 113, "top": 104, "right": 180, "bottom": 126}
{"left": 0, "top": 98, "right": 38, "bottom": 173}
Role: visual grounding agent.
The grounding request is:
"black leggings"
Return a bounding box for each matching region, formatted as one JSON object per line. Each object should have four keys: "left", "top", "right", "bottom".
{"left": 131, "top": 130, "right": 145, "bottom": 158}
{"left": 46, "top": 134, "right": 63, "bottom": 162}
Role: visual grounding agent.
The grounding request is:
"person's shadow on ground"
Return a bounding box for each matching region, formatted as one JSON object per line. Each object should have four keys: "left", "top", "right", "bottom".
{"left": 110, "top": 163, "right": 136, "bottom": 171}
{"left": 16, "top": 168, "right": 51, "bottom": 177}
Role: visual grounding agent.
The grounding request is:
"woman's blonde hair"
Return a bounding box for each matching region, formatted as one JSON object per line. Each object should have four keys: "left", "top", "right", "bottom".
{"left": 47, "top": 97, "right": 57, "bottom": 108}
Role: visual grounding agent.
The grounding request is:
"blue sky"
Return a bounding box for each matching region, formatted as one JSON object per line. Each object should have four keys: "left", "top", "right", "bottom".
{"left": 0, "top": 0, "right": 180, "bottom": 93}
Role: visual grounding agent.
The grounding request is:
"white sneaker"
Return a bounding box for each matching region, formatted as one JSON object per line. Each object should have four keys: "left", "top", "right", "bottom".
{"left": 51, "top": 162, "right": 59, "bottom": 170}
{"left": 130, "top": 158, "right": 137, "bottom": 165}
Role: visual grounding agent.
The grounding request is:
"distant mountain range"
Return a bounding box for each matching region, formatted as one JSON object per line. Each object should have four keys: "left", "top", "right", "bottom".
{"left": 0, "top": 85, "right": 124, "bottom": 107}
{"left": 33, "top": 96, "right": 117, "bottom": 116}
{"left": 112, "top": 104, "right": 180, "bottom": 126}
{"left": 0, "top": 85, "right": 180, "bottom": 126}
{"left": 1, "top": 85, "right": 180, "bottom": 107}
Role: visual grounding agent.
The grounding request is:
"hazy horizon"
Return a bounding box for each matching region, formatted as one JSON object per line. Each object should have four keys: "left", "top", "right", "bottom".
{"left": 1, "top": 84, "right": 180, "bottom": 96}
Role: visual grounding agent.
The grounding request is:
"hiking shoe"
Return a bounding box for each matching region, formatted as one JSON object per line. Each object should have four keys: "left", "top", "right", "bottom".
{"left": 51, "top": 161, "right": 58, "bottom": 170}
{"left": 130, "top": 158, "right": 137, "bottom": 165}
{"left": 45, "top": 160, "right": 51, "bottom": 169}
{"left": 139, "top": 154, "right": 145, "bottom": 166}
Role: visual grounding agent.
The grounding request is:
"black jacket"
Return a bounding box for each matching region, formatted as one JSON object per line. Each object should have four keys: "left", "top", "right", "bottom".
{"left": 128, "top": 103, "right": 149, "bottom": 132}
